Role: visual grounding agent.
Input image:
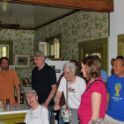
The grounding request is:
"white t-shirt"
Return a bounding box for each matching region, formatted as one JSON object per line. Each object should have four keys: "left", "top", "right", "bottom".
{"left": 24, "top": 105, "right": 49, "bottom": 124}
{"left": 58, "top": 76, "right": 86, "bottom": 109}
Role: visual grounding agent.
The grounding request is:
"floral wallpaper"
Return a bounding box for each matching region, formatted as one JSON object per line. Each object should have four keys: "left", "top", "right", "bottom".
{"left": 35, "top": 11, "right": 108, "bottom": 60}
{"left": 0, "top": 29, "right": 34, "bottom": 82}
{"left": 0, "top": 11, "right": 108, "bottom": 83}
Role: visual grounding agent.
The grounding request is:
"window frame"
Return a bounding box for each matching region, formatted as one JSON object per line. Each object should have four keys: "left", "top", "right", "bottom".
{"left": 46, "top": 34, "right": 61, "bottom": 59}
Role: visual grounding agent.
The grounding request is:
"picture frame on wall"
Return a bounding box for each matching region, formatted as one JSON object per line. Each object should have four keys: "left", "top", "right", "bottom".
{"left": 14, "top": 55, "right": 30, "bottom": 68}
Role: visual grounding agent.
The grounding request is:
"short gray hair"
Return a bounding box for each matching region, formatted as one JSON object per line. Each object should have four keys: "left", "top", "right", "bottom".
{"left": 63, "top": 62, "right": 76, "bottom": 74}
{"left": 33, "top": 50, "right": 44, "bottom": 57}
{"left": 25, "top": 89, "right": 37, "bottom": 97}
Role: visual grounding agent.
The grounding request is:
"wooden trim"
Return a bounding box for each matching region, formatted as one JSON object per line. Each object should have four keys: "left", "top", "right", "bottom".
{"left": 10, "top": 0, "right": 113, "bottom": 12}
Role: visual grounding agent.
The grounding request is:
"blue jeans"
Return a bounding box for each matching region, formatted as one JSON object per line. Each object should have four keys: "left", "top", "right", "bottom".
{"left": 59, "top": 110, "right": 65, "bottom": 124}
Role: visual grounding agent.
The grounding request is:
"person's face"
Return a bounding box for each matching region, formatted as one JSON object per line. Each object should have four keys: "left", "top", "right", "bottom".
{"left": 113, "top": 59, "right": 124, "bottom": 76}
{"left": 26, "top": 94, "right": 38, "bottom": 108}
{"left": 64, "top": 68, "right": 74, "bottom": 82}
{"left": 81, "top": 63, "right": 88, "bottom": 78}
{"left": 33, "top": 56, "right": 45, "bottom": 68}
{"left": 0, "top": 59, "right": 9, "bottom": 70}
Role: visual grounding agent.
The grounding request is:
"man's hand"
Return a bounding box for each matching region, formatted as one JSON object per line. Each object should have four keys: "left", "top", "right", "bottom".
{"left": 54, "top": 104, "right": 61, "bottom": 111}
{"left": 42, "top": 102, "right": 49, "bottom": 108}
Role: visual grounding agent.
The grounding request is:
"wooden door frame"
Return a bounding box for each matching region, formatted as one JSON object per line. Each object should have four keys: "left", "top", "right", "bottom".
{"left": 118, "top": 34, "right": 124, "bottom": 56}
{"left": 78, "top": 38, "right": 108, "bottom": 71}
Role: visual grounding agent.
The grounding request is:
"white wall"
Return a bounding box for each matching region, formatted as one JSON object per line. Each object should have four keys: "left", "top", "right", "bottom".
{"left": 45, "top": 59, "right": 69, "bottom": 81}
{"left": 108, "top": 0, "right": 124, "bottom": 75}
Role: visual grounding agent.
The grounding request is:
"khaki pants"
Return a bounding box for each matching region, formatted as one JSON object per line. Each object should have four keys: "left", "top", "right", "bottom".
{"left": 104, "top": 114, "right": 124, "bottom": 124}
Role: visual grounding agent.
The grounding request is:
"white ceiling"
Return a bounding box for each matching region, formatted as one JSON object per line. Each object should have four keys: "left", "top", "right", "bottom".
{"left": 0, "top": 2, "right": 75, "bottom": 30}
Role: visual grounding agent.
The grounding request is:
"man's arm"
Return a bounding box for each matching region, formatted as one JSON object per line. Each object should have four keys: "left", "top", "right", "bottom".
{"left": 43, "top": 84, "right": 57, "bottom": 108}
{"left": 13, "top": 71, "right": 20, "bottom": 104}
{"left": 16, "top": 86, "right": 20, "bottom": 104}
{"left": 54, "top": 90, "right": 62, "bottom": 110}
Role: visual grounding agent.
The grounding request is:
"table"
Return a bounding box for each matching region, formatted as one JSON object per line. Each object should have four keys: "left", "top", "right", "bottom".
{"left": 0, "top": 104, "right": 29, "bottom": 124}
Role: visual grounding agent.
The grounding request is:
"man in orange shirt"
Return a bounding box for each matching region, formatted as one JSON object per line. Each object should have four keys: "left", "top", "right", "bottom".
{"left": 0, "top": 57, "right": 20, "bottom": 105}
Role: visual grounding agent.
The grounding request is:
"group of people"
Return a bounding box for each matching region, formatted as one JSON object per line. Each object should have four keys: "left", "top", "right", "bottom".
{"left": 105, "top": 56, "right": 124, "bottom": 124}
{"left": 28, "top": 52, "right": 124, "bottom": 124}
{"left": 0, "top": 50, "right": 124, "bottom": 124}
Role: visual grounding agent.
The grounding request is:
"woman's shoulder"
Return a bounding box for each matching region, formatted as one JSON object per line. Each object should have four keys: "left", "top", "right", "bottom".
{"left": 76, "top": 76, "right": 86, "bottom": 83}
{"left": 91, "top": 80, "right": 106, "bottom": 93}
{"left": 60, "top": 76, "right": 66, "bottom": 83}
{"left": 93, "top": 79, "right": 105, "bottom": 87}
{"left": 40, "top": 105, "right": 48, "bottom": 113}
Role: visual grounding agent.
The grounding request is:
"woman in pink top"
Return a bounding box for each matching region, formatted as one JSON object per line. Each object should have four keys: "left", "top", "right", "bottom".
{"left": 78, "top": 55, "right": 107, "bottom": 124}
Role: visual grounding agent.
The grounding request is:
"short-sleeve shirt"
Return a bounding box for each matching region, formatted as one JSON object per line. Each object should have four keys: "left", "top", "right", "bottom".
{"left": 107, "top": 74, "right": 124, "bottom": 121}
{"left": 31, "top": 63, "right": 56, "bottom": 104}
{"left": 24, "top": 105, "right": 49, "bottom": 124}
{"left": 78, "top": 78, "right": 107, "bottom": 124}
{"left": 58, "top": 76, "right": 86, "bottom": 109}
{"left": 0, "top": 70, "right": 20, "bottom": 105}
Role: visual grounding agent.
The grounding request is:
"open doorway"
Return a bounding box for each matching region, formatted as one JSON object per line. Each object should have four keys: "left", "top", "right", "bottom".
{"left": 78, "top": 38, "right": 108, "bottom": 71}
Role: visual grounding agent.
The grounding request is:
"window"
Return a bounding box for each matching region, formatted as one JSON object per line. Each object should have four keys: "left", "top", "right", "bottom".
{"left": 0, "top": 41, "right": 13, "bottom": 64}
{"left": 0, "top": 44, "right": 9, "bottom": 58}
{"left": 46, "top": 34, "right": 61, "bottom": 59}
{"left": 48, "top": 38, "right": 60, "bottom": 58}
{"left": 85, "top": 52, "right": 101, "bottom": 59}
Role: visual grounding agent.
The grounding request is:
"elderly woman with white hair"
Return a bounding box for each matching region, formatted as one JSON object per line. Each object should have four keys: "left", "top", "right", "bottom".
{"left": 54, "top": 62, "right": 86, "bottom": 124}
{"left": 24, "top": 90, "right": 49, "bottom": 124}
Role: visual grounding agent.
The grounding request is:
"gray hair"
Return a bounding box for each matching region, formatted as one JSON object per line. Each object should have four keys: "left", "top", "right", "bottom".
{"left": 33, "top": 50, "right": 44, "bottom": 57}
{"left": 25, "top": 89, "right": 38, "bottom": 97}
{"left": 63, "top": 62, "right": 76, "bottom": 74}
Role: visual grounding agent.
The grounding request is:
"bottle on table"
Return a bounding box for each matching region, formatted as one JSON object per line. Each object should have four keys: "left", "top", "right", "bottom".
{"left": 6, "top": 98, "right": 10, "bottom": 110}
{"left": 20, "top": 88, "right": 25, "bottom": 104}
{"left": 0, "top": 99, "right": 4, "bottom": 112}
